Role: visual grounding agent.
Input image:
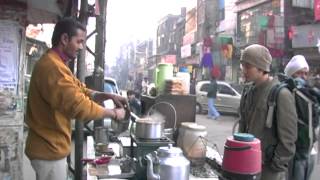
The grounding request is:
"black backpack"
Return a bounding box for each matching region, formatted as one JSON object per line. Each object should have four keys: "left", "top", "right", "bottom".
{"left": 266, "top": 74, "right": 320, "bottom": 158}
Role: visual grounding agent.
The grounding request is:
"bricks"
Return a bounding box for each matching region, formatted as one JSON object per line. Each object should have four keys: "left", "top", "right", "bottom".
{"left": 0, "top": 4, "right": 27, "bottom": 26}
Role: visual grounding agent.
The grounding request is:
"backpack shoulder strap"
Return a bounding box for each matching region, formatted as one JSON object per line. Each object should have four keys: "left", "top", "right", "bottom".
{"left": 266, "top": 83, "right": 288, "bottom": 128}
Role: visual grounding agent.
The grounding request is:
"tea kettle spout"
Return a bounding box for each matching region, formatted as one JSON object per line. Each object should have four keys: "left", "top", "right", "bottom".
{"left": 146, "top": 153, "right": 160, "bottom": 180}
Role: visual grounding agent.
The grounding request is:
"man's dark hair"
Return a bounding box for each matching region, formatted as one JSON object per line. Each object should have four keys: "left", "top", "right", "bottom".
{"left": 51, "top": 17, "right": 86, "bottom": 47}
{"left": 127, "top": 90, "right": 136, "bottom": 97}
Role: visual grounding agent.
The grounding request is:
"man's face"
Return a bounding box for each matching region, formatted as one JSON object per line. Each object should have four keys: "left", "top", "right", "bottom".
{"left": 63, "top": 29, "right": 85, "bottom": 59}
{"left": 241, "top": 62, "right": 264, "bottom": 83}
{"left": 292, "top": 67, "right": 309, "bottom": 80}
{"left": 128, "top": 94, "right": 135, "bottom": 100}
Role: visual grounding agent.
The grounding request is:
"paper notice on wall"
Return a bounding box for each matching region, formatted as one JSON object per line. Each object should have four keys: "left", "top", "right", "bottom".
{"left": 0, "top": 22, "right": 19, "bottom": 94}
{"left": 0, "top": 21, "right": 20, "bottom": 116}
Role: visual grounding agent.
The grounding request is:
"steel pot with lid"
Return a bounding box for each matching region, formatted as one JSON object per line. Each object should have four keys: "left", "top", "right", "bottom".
{"left": 135, "top": 117, "right": 165, "bottom": 139}
{"left": 133, "top": 102, "right": 177, "bottom": 139}
{"left": 146, "top": 144, "right": 190, "bottom": 180}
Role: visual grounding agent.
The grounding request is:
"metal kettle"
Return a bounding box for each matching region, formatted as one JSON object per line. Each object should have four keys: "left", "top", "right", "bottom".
{"left": 146, "top": 144, "right": 190, "bottom": 180}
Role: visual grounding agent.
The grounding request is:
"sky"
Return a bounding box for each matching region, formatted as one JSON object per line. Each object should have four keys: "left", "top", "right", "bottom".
{"left": 105, "top": 0, "right": 196, "bottom": 65}
{"left": 29, "top": 0, "right": 196, "bottom": 70}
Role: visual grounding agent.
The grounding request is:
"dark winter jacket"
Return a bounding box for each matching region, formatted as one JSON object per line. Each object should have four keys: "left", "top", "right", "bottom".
{"left": 239, "top": 78, "right": 298, "bottom": 180}
{"left": 207, "top": 79, "right": 218, "bottom": 98}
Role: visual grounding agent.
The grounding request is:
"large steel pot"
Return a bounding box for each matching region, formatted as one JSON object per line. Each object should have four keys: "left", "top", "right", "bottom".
{"left": 135, "top": 118, "right": 165, "bottom": 139}
{"left": 133, "top": 102, "right": 177, "bottom": 139}
{"left": 111, "top": 119, "right": 130, "bottom": 135}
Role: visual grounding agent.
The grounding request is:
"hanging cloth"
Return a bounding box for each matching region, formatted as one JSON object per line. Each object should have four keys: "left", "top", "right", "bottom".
{"left": 201, "top": 53, "right": 213, "bottom": 68}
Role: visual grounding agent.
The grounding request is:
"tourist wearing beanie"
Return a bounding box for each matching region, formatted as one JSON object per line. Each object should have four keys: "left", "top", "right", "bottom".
{"left": 238, "top": 44, "right": 298, "bottom": 180}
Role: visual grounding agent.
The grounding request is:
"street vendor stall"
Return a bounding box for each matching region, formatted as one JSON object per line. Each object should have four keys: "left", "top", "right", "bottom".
{"left": 85, "top": 135, "right": 221, "bottom": 180}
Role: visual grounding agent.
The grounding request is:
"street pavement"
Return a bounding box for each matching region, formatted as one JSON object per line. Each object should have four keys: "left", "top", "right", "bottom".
{"left": 23, "top": 114, "right": 319, "bottom": 179}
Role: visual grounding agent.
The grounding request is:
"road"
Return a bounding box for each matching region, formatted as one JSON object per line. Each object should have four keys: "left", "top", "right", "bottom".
{"left": 23, "top": 114, "right": 319, "bottom": 179}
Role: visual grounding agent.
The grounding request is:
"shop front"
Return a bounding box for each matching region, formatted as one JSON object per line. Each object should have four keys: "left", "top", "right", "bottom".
{"left": 291, "top": 24, "right": 320, "bottom": 75}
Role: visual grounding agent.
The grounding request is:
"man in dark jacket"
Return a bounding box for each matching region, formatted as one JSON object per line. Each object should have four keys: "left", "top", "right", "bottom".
{"left": 239, "top": 44, "right": 298, "bottom": 180}
{"left": 127, "top": 90, "right": 141, "bottom": 116}
{"left": 207, "top": 76, "right": 220, "bottom": 120}
{"left": 284, "top": 55, "right": 318, "bottom": 180}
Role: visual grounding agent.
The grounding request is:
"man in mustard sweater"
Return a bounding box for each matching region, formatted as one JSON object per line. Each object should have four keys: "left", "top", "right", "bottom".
{"left": 25, "top": 18, "right": 127, "bottom": 180}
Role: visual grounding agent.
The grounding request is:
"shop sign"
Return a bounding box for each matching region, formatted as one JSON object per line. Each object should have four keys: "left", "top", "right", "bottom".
{"left": 315, "top": 0, "right": 320, "bottom": 21}
{"left": 235, "top": 0, "right": 269, "bottom": 12}
{"left": 292, "top": 0, "right": 313, "bottom": 9}
{"left": 181, "top": 44, "right": 191, "bottom": 58}
{"left": 185, "top": 8, "right": 197, "bottom": 34}
{"left": 292, "top": 24, "right": 320, "bottom": 48}
{"left": 185, "top": 56, "right": 199, "bottom": 65}
{"left": 183, "top": 32, "right": 195, "bottom": 45}
{"left": 160, "top": 55, "right": 176, "bottom": 64}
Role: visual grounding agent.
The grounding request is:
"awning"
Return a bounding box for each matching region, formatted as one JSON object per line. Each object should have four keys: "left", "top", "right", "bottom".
{"left": 27, "top": 0, "right": 70, "bottom": 24}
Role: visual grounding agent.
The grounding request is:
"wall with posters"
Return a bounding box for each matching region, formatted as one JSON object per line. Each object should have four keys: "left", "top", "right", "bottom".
{"left": 0, "top": 20, "right": 25, "bottom": 180}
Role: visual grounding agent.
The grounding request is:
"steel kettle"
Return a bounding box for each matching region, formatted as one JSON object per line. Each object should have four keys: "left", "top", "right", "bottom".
{"left": 146, "top": 144, "right": 190, "bottom": 180}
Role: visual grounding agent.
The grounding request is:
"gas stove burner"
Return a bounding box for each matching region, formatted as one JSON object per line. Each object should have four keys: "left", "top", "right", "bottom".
{"left": 131, "top": 134, "right": 174, "bottom": 146}
{"left": 137, "top": 136, "right": 170, "bottom": 142}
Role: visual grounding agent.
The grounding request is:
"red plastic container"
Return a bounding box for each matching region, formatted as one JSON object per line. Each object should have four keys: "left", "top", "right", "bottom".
{"left": 222, "top": 135, "right": 261, "bottom": 175}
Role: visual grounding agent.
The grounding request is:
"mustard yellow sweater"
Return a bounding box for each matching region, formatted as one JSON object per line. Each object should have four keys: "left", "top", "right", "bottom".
{"left": 25, "top": 50, "right": 105, "bottom": 160}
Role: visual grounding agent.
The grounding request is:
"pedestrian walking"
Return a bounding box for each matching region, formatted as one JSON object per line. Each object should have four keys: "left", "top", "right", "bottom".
{"left": 239, "top": 44, "right": 298, "bottom": 180}
{"left": 207, "top": 76, "right": 220, "bottom": 120}
{"left": 126, "top": 76, "right": 134, "bottom": 91}
{"left": 25, "top": 17, "right": 128, "bottom": 180}
{"left": 142, "top": 77, "right": 149, "bottom": 94}
{"left": 127, "top": 90, "right": 141, "bottom": 116}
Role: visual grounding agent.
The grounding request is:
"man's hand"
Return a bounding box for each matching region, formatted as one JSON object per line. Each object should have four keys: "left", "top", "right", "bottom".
{"left": 92, "top": 92, "right": 128, "bottom": 108}
{"left": 112, "top": 94, "right": 129, "bottom": 109}
{"left": 113, "top": 108, "right": 126, "bottom": 120}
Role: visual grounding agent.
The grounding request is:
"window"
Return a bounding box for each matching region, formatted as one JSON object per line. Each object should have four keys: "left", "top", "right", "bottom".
{"left": 200, "top": 83, "right": 210, "bottom": 92}
{"left": 218, "top": 85, "right": 236, "bottom": 95}
{"left": 104, "top": 82, "right": 117, "bottom": 94}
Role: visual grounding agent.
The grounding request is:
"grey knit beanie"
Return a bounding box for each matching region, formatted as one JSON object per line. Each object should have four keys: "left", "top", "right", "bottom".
{"left": 240, "top": 44, "right": 272, "bottom": 72}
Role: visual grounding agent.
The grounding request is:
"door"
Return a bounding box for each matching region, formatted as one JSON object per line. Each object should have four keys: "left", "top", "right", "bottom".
{"left": 197, "top": 83, "right": 209, "bottom": 110}
{"left": 216, "top": 84, "right": 239, "bottom": 113}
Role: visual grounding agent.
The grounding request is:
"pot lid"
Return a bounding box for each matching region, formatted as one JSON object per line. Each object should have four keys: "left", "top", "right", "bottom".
{"left": 136, "top": 118, "right": 164, "bottom": 124}
{"left": 233, "top": 133, "right": 255, "bottom": 142}
{"left": 185, "top": 123, "right": 206, "bottom": 131}
{"left": 180, "top": 122, "right": 197, "bottom": 128}
{"left": 157, "top": 144, "right": 183, "bottom": 156}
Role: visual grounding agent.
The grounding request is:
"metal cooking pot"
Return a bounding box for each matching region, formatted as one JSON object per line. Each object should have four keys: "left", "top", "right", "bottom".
{"left": 94, "top": 126, "right": 109, "bottom": 144}
{"left": 111, "top": 119, "right": 130, "bottom": 135}
{"left": 110, "top": 108, "right": 131, "bottom": 135}
{"left": 135, "top": 118, "right": 165, "bottom": 139}
{"left": 131, "top": 102, "right": 177, "bottom": 139}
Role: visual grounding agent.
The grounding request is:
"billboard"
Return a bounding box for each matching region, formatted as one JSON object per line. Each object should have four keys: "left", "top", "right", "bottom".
{"left": 185, "top": 8, "right": 197, "bottom": 34}
{"left": 181, "top": 44, "right": 192, "bottom": 58}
